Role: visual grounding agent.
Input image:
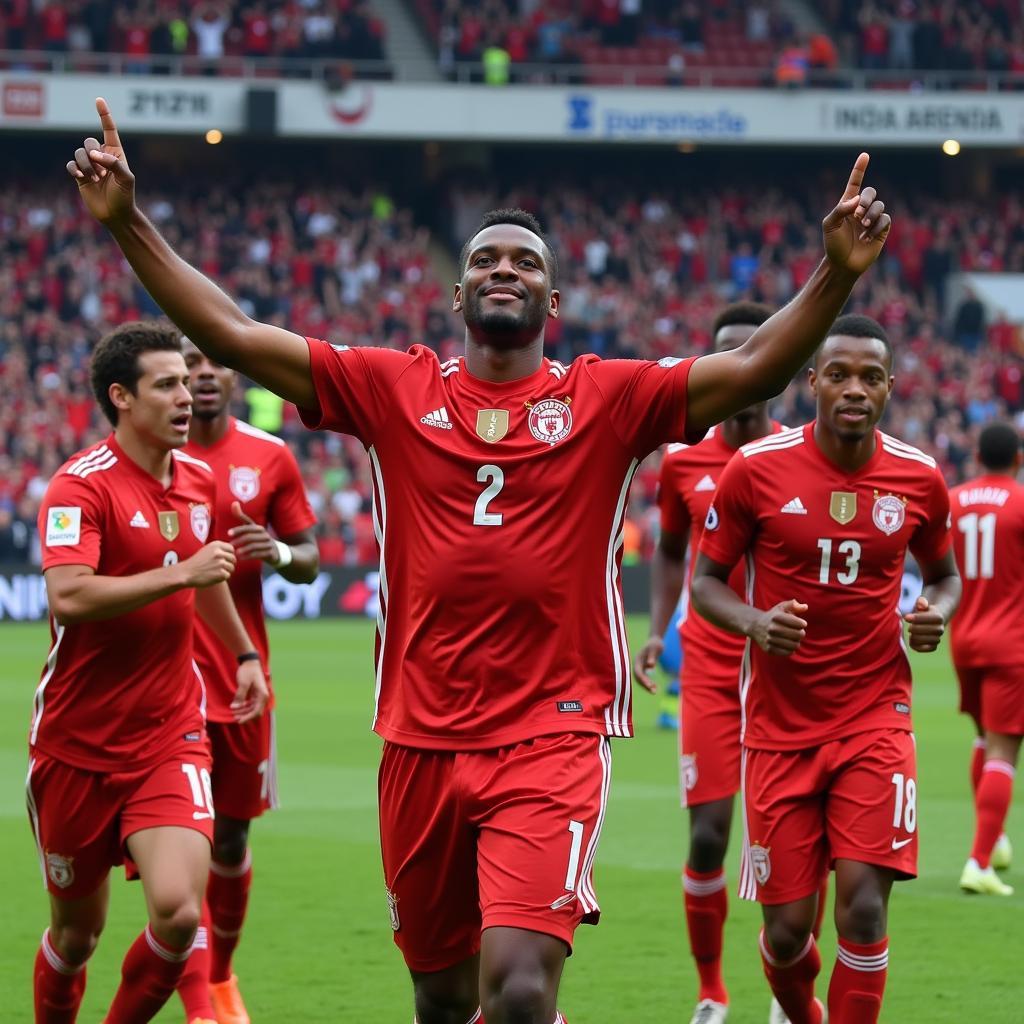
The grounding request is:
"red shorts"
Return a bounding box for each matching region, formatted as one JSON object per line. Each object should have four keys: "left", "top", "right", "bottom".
{"left": 740, "top": 729, "right": 917, "bottom": 905}
{"left": 26, "top": 737, "right": 214, "bottom": 900}
{"left": 954, "top": 665, "right": 1024, "bottom": 735}
{"left": 679, "top": 644, "right": 743, "bottom": 808}
{"left": 207, "top": 712, "right": 277, "bottom": 821}
{"left": 378, "top": 733, "right": 612, "bottom": 973}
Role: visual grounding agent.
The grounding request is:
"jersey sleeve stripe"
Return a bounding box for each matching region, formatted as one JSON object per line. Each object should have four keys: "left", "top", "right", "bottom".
{"left": 880, "top": 443, "right": 936, "bottom": 468}
{"left": 66, "top": 445, "right": 112, "bottom": 475}
{"left": 741, "top": 434, "right": 805, "bottom": 459}
{"left": 172, "top": 449, "right": 213, "bottom": 473}
{"left": 738, "top": 748, "right": 758, "bottom": 901}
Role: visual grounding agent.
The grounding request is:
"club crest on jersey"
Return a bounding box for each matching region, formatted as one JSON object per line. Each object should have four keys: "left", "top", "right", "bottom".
{"left": 385, "top": 887, "right": 400, "bottom": 931}
{"left": 829, "top": 491, "right": 857, "bottom": 525}
{"left": 476, "top": 408, "right": 509, "bottom": 444}
{"left": 749, "top": 844, "right": 771, "bottom": 886}
{"left": 527, "top": 398, "right": 572, "bottom": 445}
{"left": 45, "top": 851, "right": 74, "bottom": 889}
{"left": 190, "top": 504, "right": 211, "bottom": 542}
{"left": 158, "top": 511, "right": 180, "bottom": 541}
{"left": 229, "top": 465, "right": 261, "bottom": 502}
{"left": 680, "top": 753, "right": 698, "bottom": 792}
{"left": 873, "top": 493, "right": 907, "bottom": 536}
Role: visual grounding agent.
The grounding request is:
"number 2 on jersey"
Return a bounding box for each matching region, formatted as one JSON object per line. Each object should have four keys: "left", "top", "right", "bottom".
{"left": 957, "top": 512, "right": 996, "bottom": 579}
{"left": 474, "top": 465, "right": 504, "bottom": 526}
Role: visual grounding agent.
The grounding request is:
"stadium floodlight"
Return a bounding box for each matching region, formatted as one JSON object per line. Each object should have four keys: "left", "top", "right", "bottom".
{"left": 205, "top": 129, "right": 224, "bottom": 145}
{"left": 942, "top": 139, "right": 961, "bottom": 156}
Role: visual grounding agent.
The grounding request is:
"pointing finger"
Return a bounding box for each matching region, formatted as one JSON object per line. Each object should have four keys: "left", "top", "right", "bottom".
{"left": 842, "top": 152, "right": 870, "bottom": 201}
{"left": 96, "top": 97, "right": 123, "bottom": 150}
{"left": 232, "top": 500, "right": 256, "bottom": 525}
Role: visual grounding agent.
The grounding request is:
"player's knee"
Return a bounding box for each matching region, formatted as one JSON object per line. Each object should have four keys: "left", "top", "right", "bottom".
{"left": 763, "top": 917, "right": 812, "bottom": 963}
{"left": 836, "top": 887, "right": 886, "bottom": 943}
{"left": 481, "top": 968, "right": 553, "bottom": 1023}
{"left": 688, "top": 820, "right": 728, "bottom": 870}
{"left": 148, "top": 894, "right": 202, "bottom": 948}
{"left": 50, "top": 921, "right": 103, "bottom": 966}
{"left": 212, "top": 834, "right": 249, "bottom": 867}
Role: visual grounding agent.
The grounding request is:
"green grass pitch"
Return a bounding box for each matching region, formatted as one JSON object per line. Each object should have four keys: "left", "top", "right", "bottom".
{"left": 0, "top": 618, "right": 1019, "bottom": 1021}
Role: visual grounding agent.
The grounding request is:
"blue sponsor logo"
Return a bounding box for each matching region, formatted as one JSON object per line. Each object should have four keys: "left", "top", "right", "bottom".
{"left": 567, "top": 94, "right": 594, "bottom": 132}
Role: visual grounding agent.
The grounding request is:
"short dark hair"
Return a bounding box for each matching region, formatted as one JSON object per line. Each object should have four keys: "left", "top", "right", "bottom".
{"left": 459, "top": 207, "right": 558, "bottom": 286}
{"left": 712, "top": 301, "right": 773, "bottom": 337}
{"left": 818, "top": 313, "right": 894, "bottom": 370}
{"left": 978, "top": 421, "right": 1021, "bottom": 471}
{"left": 90, "top": 321, "right": 182, "bottom": 425}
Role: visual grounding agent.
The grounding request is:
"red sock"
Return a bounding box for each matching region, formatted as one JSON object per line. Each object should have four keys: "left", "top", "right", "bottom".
{"left": 971, "top": 760, "right": 1015, "bottom": 869}
{"left": 827, "top": 937, "right": 888, "bottom": 1024}
{"left": 970, "top": 739, "right": 986, "bottom": 793}
{"left": 34, "top": 929, "right": 87, "bottom": 1023}
{"left": 207, "top": 850, "right": 253, "bottom": 983}
{"left": 812, "top": 876, "right": 829, "bottom": 940}
{"left": 103, "top": 926, "right": 191, "bottom": 1023}
{"left": 176, "top": 903, "right": 216, "bottom": 1019}
{"left": 759, "top": 930, "right": 822, "bottom": 1024}
{"left": 683, "top": 867, "right": 729, "bottom": 1004}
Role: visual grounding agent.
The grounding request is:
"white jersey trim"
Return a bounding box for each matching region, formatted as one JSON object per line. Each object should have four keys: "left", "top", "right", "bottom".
{"left": 603, "top": 458, "right": 639, "bottom": 738}
{"left": 172, "top": 449, "right": 213, "bottom": 474}
{"left": 738, "top": 748, "right": 758, "bottom": 901}
{"left": 740, "top": 427, "right": 804, "bottom": 459}
{"left": 880, "top": 433, "right": 937, "bottom": 468}
{"left": 368, "top": 446, "right": 389, "bottom": 729}
{"left": 30, "top": 624, "right": 66, "bottom": 745}
{"left": 577, "top": 737, "right": 612, "bottom": 915}
{"left": 25, "top": 758, "right": 46, "bottom": 889}
{"left": 66, "top": 445, "right": 118, "bottom": 478}
{"left": 234, "top": 419, "right": 286, "bottom": 447}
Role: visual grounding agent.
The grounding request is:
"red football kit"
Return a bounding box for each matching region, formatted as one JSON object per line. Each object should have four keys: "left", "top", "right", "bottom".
{"left": 185, "top": 417, "right": 316, "bottom": 818}
{"left": 658, "top": 422, "right": 783, "bottom": 807}
{"left": 699, "top": 424, "right": 951, "bottom": 903}
{"left": 299, "top": 340, "right": 697, "bottom": 964}
{"left": 949, "top": 474, "right": 1024, "bottom": 734}
{"left": 27, "top": 437, "right": 216, "bottom": 897}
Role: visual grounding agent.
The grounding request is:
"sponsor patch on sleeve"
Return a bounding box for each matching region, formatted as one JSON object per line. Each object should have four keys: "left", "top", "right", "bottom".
{"left": 45, "top": 507, "right": 82, "bottom": 547}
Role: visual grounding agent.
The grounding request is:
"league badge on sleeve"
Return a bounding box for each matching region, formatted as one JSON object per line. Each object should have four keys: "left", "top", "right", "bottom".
{"left": 190, "top": 504, "right": 211, "bottom": 542}
{"left": 873, "top": 492, "right": 907, "bottom": 535}
{"left": 45, "top": 507, "right": 81, "bottom": 547}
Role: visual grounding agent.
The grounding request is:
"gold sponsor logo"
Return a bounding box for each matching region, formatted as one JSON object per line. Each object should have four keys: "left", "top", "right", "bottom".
{"left": 158, "top": 511, "right": 180, "bottom": 541}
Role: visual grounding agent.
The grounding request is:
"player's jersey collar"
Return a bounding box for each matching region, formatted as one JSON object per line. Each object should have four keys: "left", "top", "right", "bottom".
{"left": 805, "top": 421, "right": 884, "bottom": 477}
{"left": 455, "top": 356, "right": 557, "bottom": 397}
{"left": 185, "top": 416, "right": 237, "bottom": 455}
{"left": 105, "top": 433, "right": 178, "bottom": 493}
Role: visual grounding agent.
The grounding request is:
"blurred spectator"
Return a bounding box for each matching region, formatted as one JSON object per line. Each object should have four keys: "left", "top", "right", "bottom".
{"left": 954, "top": 289, "right": 987, "bottom": 352}
{"left": 482, "top": 36, "right": 511, "bottom": 85}
{"left": 775, "top": 38, "right": 809, "bottom": 86}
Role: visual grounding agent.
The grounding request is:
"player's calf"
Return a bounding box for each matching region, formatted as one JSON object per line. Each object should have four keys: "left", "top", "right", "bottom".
{"left": 479, "top": 928, "right": 565, "bottom": 1024}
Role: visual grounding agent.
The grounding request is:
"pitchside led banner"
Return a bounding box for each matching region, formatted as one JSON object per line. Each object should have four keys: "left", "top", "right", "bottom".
{"left": 3, "top": 73, "right": 1022, "bottom": 146}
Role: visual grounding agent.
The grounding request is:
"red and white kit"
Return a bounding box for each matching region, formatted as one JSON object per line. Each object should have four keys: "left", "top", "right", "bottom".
{"left": 658, "top": 423, "right": 783, "bottom": 807}
{"left": 699, "top": 424, "right": 951, "bottom": 904}
{"left": 185, "top": 418, "right": 316, "bottom": 819}
{"left": 299, "top": 341, "right": 698, "bottom": 962}
{"left": 28, "top": 437, "right": 216, "bottom": 897}
{"left": 949, "top": 474, "right": 1024, "bottom": 735}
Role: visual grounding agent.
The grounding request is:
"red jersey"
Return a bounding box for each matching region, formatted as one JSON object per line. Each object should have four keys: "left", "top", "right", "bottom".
{"left": 658, "top": 422, "right": 783, "bottom": 664}
{"left": 949, "top": 473, "right": 1024, "bottom": 667}
{"left": 299, "top": 341, "right": 698, "bottom": 749}
{"left": 184, "top": 418, "right": 316, "bottom": 720}
{"left": 699, "top": 423, "right": 951, "bottom": 751}
{"left": 32, "top": 437, "right": 216, "bottom": 772}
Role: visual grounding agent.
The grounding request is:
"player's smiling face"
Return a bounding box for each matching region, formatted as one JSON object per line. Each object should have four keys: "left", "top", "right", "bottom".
{"left": 111, "top": 350, "right": 193, "bottom": 450}
{"left": 809, "top": 334, "right": 894, "bottom": 443}
{"left": 454, "top": 224, "right": 559, "bottom": 348}
{"left": 183, "top": 339, "right": 234, "bottom": 421}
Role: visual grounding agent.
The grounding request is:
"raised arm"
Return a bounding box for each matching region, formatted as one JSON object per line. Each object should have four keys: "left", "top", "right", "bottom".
{"left": 66, "top": 98, "right": 315, "bottom": 409}
{"left": 685, "top": 153, "right": 892, "bottom": 433}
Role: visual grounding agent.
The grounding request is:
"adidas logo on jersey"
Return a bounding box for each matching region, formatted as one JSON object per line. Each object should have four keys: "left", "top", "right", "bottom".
{"left": 129, "top": 510, "right": 150, "bottom": 528}
{"left": 420, "top": 406, "right": 454, "bottom": 430}
{"left": 780, "top": 497, "right": 808, "bottom": 515}
{"left": 695, "top": 474, "right": 716, "bottom": 492}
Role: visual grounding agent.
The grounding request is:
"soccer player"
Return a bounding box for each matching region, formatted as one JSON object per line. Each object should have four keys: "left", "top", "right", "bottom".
{"left": 177, "top": 340, "right": 319, "bottom": 1023}
{"left": 950, "top": 421, "right": 1023, "bottom": 896}
{"left": 691, "top": 315, "right": 960, "bottom": 1024}
{"left": 67, "top": 99, "right": 891, "bottom": 1024}
{"left": 634, "top": 300, "right": 789, "bottom": 1024}
{"left": 28, "top": 322, "right": 268, "bottom": 1024}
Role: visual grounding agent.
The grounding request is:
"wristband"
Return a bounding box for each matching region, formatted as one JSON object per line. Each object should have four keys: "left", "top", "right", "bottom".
{"left": 273, "top": 540, "right": 293, "bottom": 567}
{"left": 237, "top": 651, "right": 260, "bottom": 665}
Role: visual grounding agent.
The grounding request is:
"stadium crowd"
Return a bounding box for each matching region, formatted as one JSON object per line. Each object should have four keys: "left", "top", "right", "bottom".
{"left": 2, "top": 0, "right": 387, "bottom": 67}
{"left": 2, "top": 170, "right": 1022, "bottom": 566}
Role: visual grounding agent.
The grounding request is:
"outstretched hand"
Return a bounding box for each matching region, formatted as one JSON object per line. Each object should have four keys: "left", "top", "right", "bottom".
{"left": 66, "top": 97, "right": 135, "bottom": 227}
{"left": 822, "top": 153, "right": 892, "bottom": 276}
{"left": 904, "top": 595, "right": 946, "bottom": 652}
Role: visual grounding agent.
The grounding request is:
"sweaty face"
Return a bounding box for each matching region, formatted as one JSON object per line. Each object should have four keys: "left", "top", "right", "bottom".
{"left": 113, "top": 350, "right": 193, "bottom": 449}
{"left": 714, "top": 322, "right": 767, "bottom": 422}
{"left": 455, "top": 224, "right": 558, "bottom": 347}
{"left": 183, "top": 340, "right": 234, "bottom": 420}
{"left": 810, "top": 335, "right": 893, "bottom": 442}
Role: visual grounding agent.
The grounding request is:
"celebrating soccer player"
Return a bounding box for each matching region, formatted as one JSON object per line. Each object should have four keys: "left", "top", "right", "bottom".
{"left": 634, "top": 300, "right": 822, "bottom": 1024}
{"left": 28, "top": 322, "right": 268, "bottom": 1024}
{"left": 691, "top": 315, "right": 961, "bottom": 1024}
{"left": 950, "top": 421, "right": 1023, "bottom": 897}
{"left": 175, "top": 340, "right": 319, "bottom": 1023}
{"left": 67, "top": 98, "right": 891, "bottom": 1024}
